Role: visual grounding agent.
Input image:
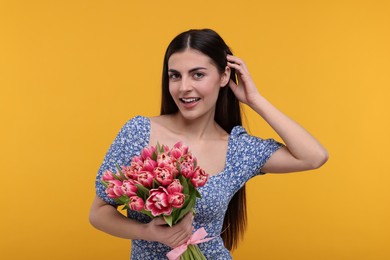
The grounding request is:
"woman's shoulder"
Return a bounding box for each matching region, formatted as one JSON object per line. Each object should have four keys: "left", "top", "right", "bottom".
{"left": 127, "top": 115, "right": 149, "bottom": 123}
{"left": 229, "top": 125, "right": 248, "bottom": 138}
{"left": 148, "top": 114, "right": 178, "bottom": 133}
{"left": 120, "top": 115, "right": 151, "bottom": 135}
{"left": 149, "top": 114, "right": 171, "bottom": 125}
{"left": 229, "top": 125, "right": 283, "bottom": 148}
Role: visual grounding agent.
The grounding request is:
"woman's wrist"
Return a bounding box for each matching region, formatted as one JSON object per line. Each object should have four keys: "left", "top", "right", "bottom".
{"left": 132, "top": 221, "right": 153, "bottom": 241}
{"left": 247, "top": 94, "right": 268, "bottom": 115}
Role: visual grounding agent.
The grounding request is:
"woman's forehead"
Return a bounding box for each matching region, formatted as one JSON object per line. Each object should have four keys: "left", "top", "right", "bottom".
{"left": 168, "top": 49, "right": 214, "bottom": 69}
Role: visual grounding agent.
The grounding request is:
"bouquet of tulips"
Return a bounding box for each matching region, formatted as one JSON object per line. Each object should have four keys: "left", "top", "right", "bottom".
{"left": 100, "top": 142, "right": 210, "bottom": 260}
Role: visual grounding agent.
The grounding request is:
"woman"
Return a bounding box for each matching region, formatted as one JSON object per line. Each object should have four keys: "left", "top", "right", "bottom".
{"left": 89, "top": 28, "right": 328, "bottom": 259}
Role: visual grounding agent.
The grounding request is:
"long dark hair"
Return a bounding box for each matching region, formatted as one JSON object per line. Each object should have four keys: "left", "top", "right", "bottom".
{"left": 160, "top": 28, "right": 246, "bottom": 250}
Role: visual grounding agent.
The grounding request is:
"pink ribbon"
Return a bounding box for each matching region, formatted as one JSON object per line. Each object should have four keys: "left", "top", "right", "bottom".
{"left": 166, "top": 227, "right": 214, "bottom": 260}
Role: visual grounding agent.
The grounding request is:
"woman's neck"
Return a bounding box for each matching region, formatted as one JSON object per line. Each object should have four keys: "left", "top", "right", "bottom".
{"left": 168, "top": 112, "right": 224, "bottom": 141}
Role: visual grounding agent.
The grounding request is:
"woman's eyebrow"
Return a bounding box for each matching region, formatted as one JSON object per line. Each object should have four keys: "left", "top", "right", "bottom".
{"left": 189, "top": 67, "right": 207, "bottom": 73}
{"left": 168, "top": 67, "right": 207, "bottom": 73}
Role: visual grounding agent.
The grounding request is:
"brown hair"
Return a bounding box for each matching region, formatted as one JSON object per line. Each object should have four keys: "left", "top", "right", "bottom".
{"left": 160, "top": 28, "right": 246, "bottom": 250}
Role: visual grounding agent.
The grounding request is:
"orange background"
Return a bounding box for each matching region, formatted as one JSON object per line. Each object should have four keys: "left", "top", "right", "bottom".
{"left": 1, "top": 0, "right": 389, "bottom": 259}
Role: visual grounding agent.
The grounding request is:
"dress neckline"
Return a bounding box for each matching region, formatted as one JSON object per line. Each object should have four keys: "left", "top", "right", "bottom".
{"left": 142, "top": 116, "right": 234, "bottom": 178}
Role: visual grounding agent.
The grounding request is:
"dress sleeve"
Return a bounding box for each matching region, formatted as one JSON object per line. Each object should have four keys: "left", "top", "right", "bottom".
{"left": 231, "top": 126, "right": 284, "bottom": 181}
{"left": 95, "top": 116, "right": 148, "bottom": 205}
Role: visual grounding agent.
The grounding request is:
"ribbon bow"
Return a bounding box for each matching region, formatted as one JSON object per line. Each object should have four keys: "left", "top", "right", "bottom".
{"left": 166, "top": 227, "right": 214, "bottom": 260}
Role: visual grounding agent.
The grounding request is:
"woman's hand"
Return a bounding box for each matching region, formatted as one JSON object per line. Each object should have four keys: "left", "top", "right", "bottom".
{"left": 226, "top": 54, "right": 262, "bottom": 106}
{"left": 145, "top": 212, "right": 194, "bottom": 248}
{"left": 227, "top": 54, "right": 328, "bottom": 172}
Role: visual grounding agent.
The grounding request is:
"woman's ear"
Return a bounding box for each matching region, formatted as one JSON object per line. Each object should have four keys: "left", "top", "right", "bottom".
{"left": 220, "top": 66, "right": 231, "bottom": 87}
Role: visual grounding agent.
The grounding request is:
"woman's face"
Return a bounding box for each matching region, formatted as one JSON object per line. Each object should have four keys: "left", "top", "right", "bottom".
{"left": 167, "top": 48, "right": 230, "bottom": 121}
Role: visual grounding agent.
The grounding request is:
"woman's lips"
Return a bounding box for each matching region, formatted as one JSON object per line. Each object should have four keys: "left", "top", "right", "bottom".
{"left": 179, "top": 97, "right": 201, "bottom": 108}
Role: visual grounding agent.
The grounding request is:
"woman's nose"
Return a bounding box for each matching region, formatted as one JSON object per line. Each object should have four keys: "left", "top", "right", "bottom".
{"left": 179, "top": 77, "right": 193, "bottom": 92}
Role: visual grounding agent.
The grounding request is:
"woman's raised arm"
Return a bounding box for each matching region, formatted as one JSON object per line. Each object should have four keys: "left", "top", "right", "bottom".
{"left": 227, "top": 55, "right": 328, "bottom": 173}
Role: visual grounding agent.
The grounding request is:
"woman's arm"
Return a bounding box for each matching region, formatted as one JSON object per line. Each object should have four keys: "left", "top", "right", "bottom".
{"left": 227, "top": 55, "right": 328, "bottom": 173}
{"left": 89, "top": 196, "right": 193, "bottom": 248}
{"left": 247, "top": 95, "right": 328, "bottom": 173}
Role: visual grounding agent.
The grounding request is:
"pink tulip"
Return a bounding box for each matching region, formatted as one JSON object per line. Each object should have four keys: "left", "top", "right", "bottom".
{"left": 173, "top": 141, "right": 189, "bottom": 155}
{"left": 170, "top": 141, "right": 189, "bottom": 159}
{"left": 136, "top": 170, "right": 154, "bottom": 188}
{"left": 131, "top": 155, "right": 144, "bottom": 164}
{"left": 141, "top": 145, "right": 156, "bottom": 160}
{"left": 128, "top": 196, "right": 144, "bottom": 211}
{"left": 171, "top": 142, "right": 188, "bottom": 159}
{"left": 180, "top": 162, "right": 194, "bottom": 178}
{"left": 161, "top": 144, "right": 170, "bottom": 153}
{"left": 157, "top": 153, "right": 173, "bottom": 168}
{"left": 169, "top": 192, "right": 185, "bottom": 208}
{"left": 105, "top": 180, "right": 124, "bottom": 198}
{"left": 154, "top": 167, "right": 175, "bottom": 186}
{"left": 180, "top": 154, "right": 196, "bottom": 178}
{"left": 102, "top": 170, "right": 115, "bottom": 181}
{"left": 145, "top": 187, "right": 172, "bottom": 216}
{"left": 122, "top": 180, "right": 137, "bottom": 197}
{"left": 167, "top": 179, "right": 183, "bottom": 194}
{"left": 170, "top": 147, "right": 182, "bottom": 160}
{"left": 142, "top": 158, "right": 157, "bottom": 173}
{"left": 191, "top": 167, "right": 208, "bottom": 187}
{"left": 121, "top": 165, "right": 136, "bottom": 179}
{"left": 123, "top": 159, "right": 144, "bottom": 180}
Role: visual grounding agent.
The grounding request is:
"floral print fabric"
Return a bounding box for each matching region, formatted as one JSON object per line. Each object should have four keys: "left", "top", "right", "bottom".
{"left": 95, "top": 116, "right": 284, "bottom": 259}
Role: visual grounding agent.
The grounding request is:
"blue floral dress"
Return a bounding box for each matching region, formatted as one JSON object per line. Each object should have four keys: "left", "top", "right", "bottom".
{"left": 95, "top": 116, "right": 284, "bottom": 259}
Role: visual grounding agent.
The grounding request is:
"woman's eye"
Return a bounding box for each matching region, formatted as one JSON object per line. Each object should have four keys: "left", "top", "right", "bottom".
{"left": 169, "top": 73, "right": 180, "bottom": 80}
{"left": 194, "top": 72, "right": 204, "bottom": 79}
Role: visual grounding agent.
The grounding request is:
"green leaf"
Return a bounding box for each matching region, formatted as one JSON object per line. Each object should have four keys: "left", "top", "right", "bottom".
{"left": 161, "top": 144, "right": 166, "bottom": 153}
{"left": 181, "top": 249, "right": 190, "bottom": 259}
{"left": 115, "top": 195, "right": 129, "bottom": 205}
{"left": 188, "top": 244, "right": 206, "bottom": 259}
{"left": 135, "top": 184, "right": 150, "bottom": 201}
{"left": 179, "top": 175, "right": 189, "bottom": 195}
{"left": 188, "top": 244, "right": 197, "bottom": 259}
{"left": 174, "top": 193, "right": 196, "bottom": 224}
{"left": 100, "top": 180, "right": 108, "bottom": 188}
{"left": 157, "top": 142, "right": 164, "bottom": 154}
{"left": 153, "top": 179, "right": 161, "bottom": 189}
{"left": 141, "top": 209, "right": 154, "bottom": 218}
{"left": 112, "top": 173, "right": 121, "bottom": 180}
{"left": 187, "top": 181, "right": 196, "bottom": 197}
{"left": 115, "top": 164, "right": 127, "bottom": 180}
{"left": 195, "top": 188, "right": 202, "bottom": 199}
{"left": 171, "top": 207, "right": 180, "bottom": 222}
{"left": 163, "top": 214, "right": 173, "bottom": 227}
{"left": 152, "top": 151, "right": 157, "bottom": 161}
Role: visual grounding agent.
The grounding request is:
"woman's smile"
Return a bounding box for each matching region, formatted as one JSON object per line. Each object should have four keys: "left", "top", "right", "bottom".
{"left": 167, "top": 49, "right": 228, "bottom": 120}
{"left": 179, "top": 97, "right": 201, "bottom": 109}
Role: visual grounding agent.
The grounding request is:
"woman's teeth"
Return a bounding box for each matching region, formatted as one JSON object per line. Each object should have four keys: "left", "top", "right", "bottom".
{"left": 180, "top": 98, "right": 200, "bottom": 103}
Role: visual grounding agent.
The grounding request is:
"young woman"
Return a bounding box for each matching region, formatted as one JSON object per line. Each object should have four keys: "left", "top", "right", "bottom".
{"left": 89, "top": 28, "right": 328, "bottom": 259}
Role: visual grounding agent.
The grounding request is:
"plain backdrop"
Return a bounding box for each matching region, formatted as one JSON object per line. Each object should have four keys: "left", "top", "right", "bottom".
{"left": 1, "top": 0, "right": 389, "bottom": 259}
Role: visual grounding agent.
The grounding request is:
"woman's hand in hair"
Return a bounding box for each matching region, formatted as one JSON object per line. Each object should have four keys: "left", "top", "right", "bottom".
{"left": 227, "top": 55, "right": 329, "bottom": 173}
{"left": 226, "top": 55, "right": 262, "bottom": 107}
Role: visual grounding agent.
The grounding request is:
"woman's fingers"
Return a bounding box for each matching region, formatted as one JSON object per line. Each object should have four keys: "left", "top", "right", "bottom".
{"left": 227, "top": 54, "right": 248, "bottom": 72}
{"left": 149, "top": 212, "right": 194, "bottom": 248}
{"left": 170, "top": 212, "right": 194, "bottom": 247}
{"left": 170, "top": 227, "right": 193, "bottom": 248}
{"left": 226, "top": 54, "right": 261, "bottom": 105}
{"left": 226, "top": 54, "right": 243, "bottom": 64}
{"left": 151, "top": 217, "right": 167, "bottom": 226}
